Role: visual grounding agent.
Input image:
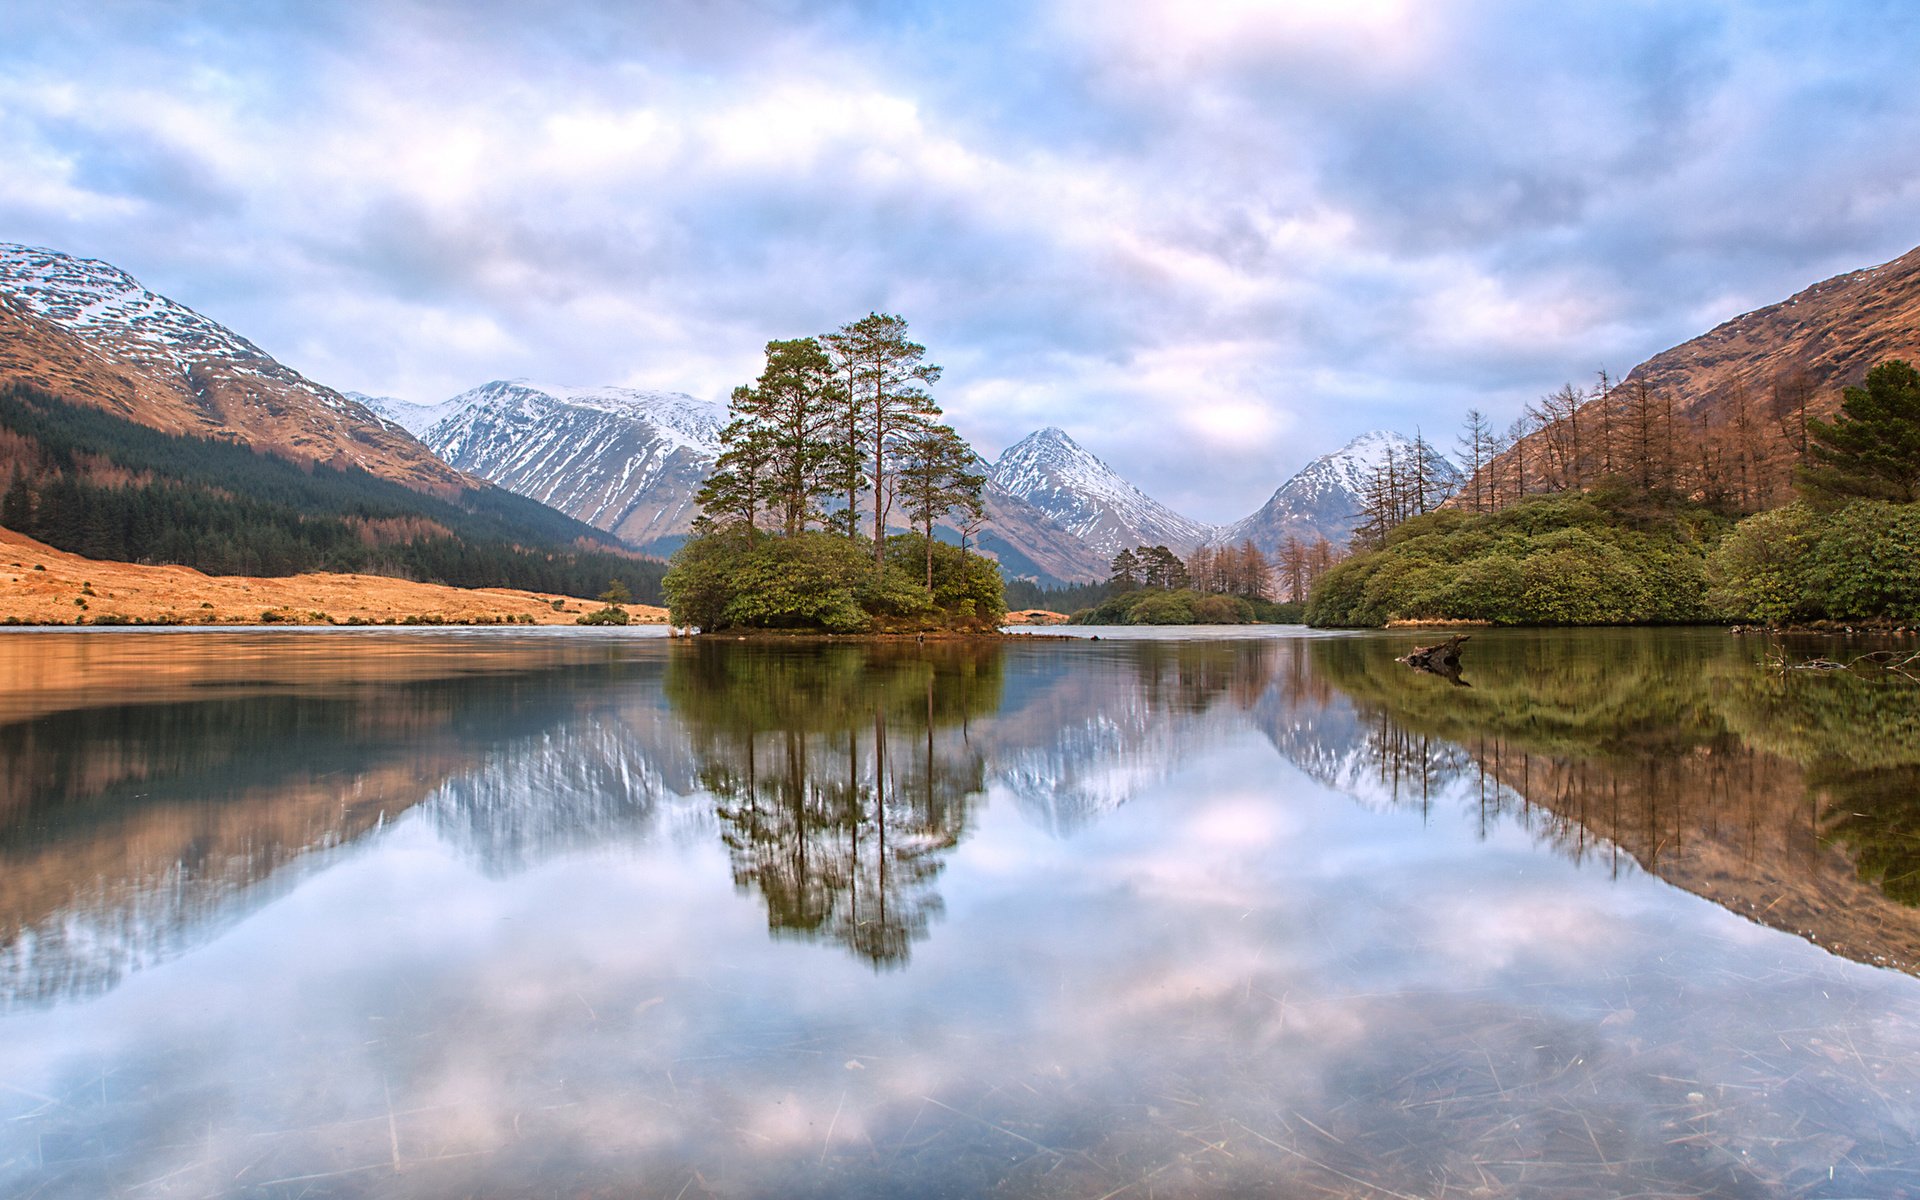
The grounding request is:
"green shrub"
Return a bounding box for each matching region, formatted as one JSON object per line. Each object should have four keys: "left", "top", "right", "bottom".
{"left": 1191, "top": 594, "right": 1253, "bottom": 623}
{"left": 664, "top": 527, "right": 999, "bottom": 633}
{"left": 1712, "top": 500, "right": 1920, "bottom": 623}
{"left": 1307, "top": 492, "right": 1724, "bottom": 627}
{"left": 1128, "top": 592, "right": 1196, "bottom": 624}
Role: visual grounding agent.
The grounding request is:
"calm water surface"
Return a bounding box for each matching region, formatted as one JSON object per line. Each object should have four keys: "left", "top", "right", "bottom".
{"left": 3, "top": 626, "right": 1920, "bottom": 1198}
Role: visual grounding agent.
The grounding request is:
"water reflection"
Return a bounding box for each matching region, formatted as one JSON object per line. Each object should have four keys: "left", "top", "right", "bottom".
{"left": 1304, "top": 630, "right": 1920, "bottom": 970}
{"left": 667, "top": 643, "right": 999, "bottom": 966}
{"left": 5, "top": 630, "right": 1920, "bottom": 1197}
{"left": 0, "top": 637, "right": 676, "bottom": 1007}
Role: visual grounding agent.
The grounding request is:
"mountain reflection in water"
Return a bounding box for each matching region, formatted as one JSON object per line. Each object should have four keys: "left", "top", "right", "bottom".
{"left": 4, "top": 629, "right": 1920, "bottom": 1198}
{"left": 7, "top": 630, "right": 1920, "bottom": 984}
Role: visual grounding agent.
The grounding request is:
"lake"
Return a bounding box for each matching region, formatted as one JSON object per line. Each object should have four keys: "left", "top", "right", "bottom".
{"left": 3, "top": 626, "right": 1920, "bottom": 1198}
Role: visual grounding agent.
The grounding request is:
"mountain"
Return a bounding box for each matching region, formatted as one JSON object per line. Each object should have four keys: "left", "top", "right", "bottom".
{"left": 401, "top": 380, "right": 725, "bottom": 552}
{"left": 973, "top": 481, "right": 1113, "bottom": 584}
{"left": 0, "top": 244, "right": 667, "bottom": 598}
{"left": 349, "top": 391, "right": 473, "bottom": 438}
{"left": 1219, "top": 430, "right": 1460, "bottom": 554}
{"left": 401, "top": 383, "right": 1112, "bottom": 581}
{"left": 1623, "top": 242, "right": 1920, "bottom": 424}
{"left": 1466, "top": 241, "right": 1920, "bottom": 507}
{"left": 989, "top": 427, "right": 1214, "bottom": 556}
{"left": 0, "top": 244, "right": 462, "bottom": 492}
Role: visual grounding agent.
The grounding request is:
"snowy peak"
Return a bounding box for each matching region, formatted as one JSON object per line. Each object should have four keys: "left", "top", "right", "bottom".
{"left": 437, "top": 380, "right": 725, "bottom": 454}
{"left": 1217, "top": 430, "right": 1462, "bottom": 555}
{"left": 350, "top": 392, "right": 472, "bottom": 438}
{"left": 0, "top": 243, "right": 329, "bottom": 405}
{"left": 409, "top": 379, "right": 727, "bottom": 552}
{"left": 990, "top": 427, "right": 1214, "bottom": 556}
{"left": 1289, "top": 430, "right": 1417, "bottom": 502}
{"left": 0, "top": 243, "right": 259, "bottom": 369}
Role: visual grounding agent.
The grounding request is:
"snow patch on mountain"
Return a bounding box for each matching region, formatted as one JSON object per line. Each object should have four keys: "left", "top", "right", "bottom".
{"left": 408, "top": 380, "right": 725, "bottom": 551}
{"left": 0, "top": 242, "right": 352, "bottom": 413}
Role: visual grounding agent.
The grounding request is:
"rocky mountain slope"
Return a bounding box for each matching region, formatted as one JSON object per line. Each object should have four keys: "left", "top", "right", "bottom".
{"left": 395, "top": 380, "right": 726, "bottom": 552}
{"left": 0, "top": 244, "right": 463, "bottom": 492}
{"left": 974, "top": 480, "right": 1113, "bottom": 584}
{"left": 1625, "top": 242, "right": 1920, "bottom": 422}
{"left": 989, "top": 427, "right": 1214, "bottom": 555}
{"left": 1219, "top": 430, "right": 1460, "bottom": 555}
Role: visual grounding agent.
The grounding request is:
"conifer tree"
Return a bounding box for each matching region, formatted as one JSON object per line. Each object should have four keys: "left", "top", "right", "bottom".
{"left": 826, "top": 313, "right": 943, "bottom": 564}
{"left": 694, "top": 408, "right": 776, "bottom": 532}
{"left": 736, "top": 337, "right": 846, "bottom": 535}
{"left": 895, "top": 423, "right": 985, "bottom": 586}
{"left": 1278, "top": 535, "right": 1307, "bottom": 602}
{"left": 1800, "top": 359, "right": 1920, "bottom": 504}
{"left": 1, "top": 470, "right": 30, "bottom": 530}
{"left": 1456, "top": 410, "right": 1494, "bottom": 512}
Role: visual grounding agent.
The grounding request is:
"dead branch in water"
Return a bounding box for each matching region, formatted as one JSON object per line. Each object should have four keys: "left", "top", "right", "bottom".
{"left": 1399, "top": 634, "right": 1471, "bottom": 686}
{"left": 1766, "top": 648, "right": 1920, "bottom": 680}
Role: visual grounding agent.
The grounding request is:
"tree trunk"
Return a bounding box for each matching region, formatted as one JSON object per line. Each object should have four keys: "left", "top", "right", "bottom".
{"left": 1400, "top": 634, "right": 1470, "bottom": 685}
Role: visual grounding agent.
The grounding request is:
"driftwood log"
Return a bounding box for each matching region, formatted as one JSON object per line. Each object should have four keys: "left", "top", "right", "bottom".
{"left": 1399, "top": 633, "right": 1470, "bottom": 684}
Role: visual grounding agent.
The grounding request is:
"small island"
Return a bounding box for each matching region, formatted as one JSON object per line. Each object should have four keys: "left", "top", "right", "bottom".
{"left": 662, "top": 314, "right": 1004, "bottom": 634}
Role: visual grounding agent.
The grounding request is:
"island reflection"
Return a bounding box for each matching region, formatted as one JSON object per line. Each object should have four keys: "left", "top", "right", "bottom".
{"left": 666, "top": 642, "right": 1000, "bottom": 966}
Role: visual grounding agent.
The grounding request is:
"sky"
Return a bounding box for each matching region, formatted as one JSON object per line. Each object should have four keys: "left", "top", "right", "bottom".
{"left": 6, "top": 1, "right": 1920, "bottom": 522}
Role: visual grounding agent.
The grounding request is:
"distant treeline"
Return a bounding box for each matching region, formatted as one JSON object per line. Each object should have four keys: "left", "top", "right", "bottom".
{"left": 0, "top": 382, "right": 666, "bottom": 601}
{"left": 1003, "top": 577, "right": 1111, "bottom": 613}
{"left": 1060, "top": 541, "right": 1306, "bottom": 625}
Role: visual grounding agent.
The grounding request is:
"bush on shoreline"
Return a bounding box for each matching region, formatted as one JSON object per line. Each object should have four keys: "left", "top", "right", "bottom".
{"left": 1708, "top": 500, "right": 1920, "bottom": 624}
{"left": 1304, "top": 491, "right": 1726, "bottom": 628}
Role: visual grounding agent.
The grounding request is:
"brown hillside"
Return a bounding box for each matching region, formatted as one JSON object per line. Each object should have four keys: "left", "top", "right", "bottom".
{"left": 1626, "top": 243, "right": 1920, "bottom": 422}
{"left": 1458, "top": 242, "right": 1920, "bottom": 512}
{"left": 0, "top": 259, "right": 467, "bottom": 494}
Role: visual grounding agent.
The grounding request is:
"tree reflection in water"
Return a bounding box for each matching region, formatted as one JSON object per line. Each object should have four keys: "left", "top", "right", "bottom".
{"left": 1305, "top": 630, "right": 1920, "bottom": 972}
{"left": 665, "top": 641, "right": 1002, "bottom": 967}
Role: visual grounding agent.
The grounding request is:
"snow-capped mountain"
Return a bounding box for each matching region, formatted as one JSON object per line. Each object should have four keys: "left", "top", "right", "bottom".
{"left": 348, "top": 391, "right": 474, "bottom": 438}
{"left": 1217, "top": 430, "right": 1462, "bottom": 555}
{"left": 0, "top": 243, "right": 463, "bottom": 490}
{"left": 400, "top": 382, "right": 1112, "bottom": 580}
{"left": 408, "top": 380, "right": 727, "bottom": 552}
{"left": 990, "top": 427, "right": 1215, "bottom": 556}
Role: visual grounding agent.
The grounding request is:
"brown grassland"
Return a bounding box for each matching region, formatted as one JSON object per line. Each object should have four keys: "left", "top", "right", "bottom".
{"left": 0, "top": 527, "right": 669, "bottom": 627}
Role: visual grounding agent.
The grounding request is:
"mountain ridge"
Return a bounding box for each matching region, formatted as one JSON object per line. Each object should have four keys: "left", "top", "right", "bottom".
{"left": 1217, "top": 430, "right": 1461, "bottom": 556}
{"left": 0, "top": 243, "right": 464, "bottom": 493}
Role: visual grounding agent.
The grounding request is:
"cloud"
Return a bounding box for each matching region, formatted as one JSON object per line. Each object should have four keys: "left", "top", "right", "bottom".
{"left": 5, "top": 1, "right": 1920, "bottom": 519}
